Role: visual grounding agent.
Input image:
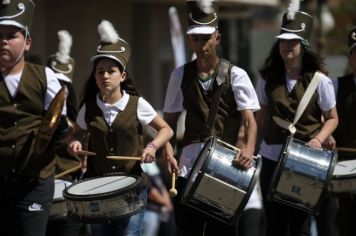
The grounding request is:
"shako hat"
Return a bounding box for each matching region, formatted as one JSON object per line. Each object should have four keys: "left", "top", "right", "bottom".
{"left": 348, "top": 26, "right": 356, "bottom": 53}
{"left": 91, "top": 20, "right": 130, "bottom": 71}
{"left": 186, "top": 0, "right": 218, "bottom": 35}
{"left": 276, "top": 0, "right": 313, "bottom": 44}
{"left": 0, "top": 0, "right": 35, "bottom": 34}
{"left": 47, "top": 30, "right": 75, "bottom": 82}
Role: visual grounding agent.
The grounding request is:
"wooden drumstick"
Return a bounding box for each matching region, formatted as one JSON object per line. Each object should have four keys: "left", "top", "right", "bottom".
{"left": 169, "top": 172, "right": 178, "bottom": 197}
{"left": 107, "top": 156, "right": 141, "bottom": 161}
{"left": 54, "top": 164, "right": 82, "bottom": 179}
{"left": 76, "top": 150, "right": 96, "bottom": 156}
{"left": 336, "top": 147, "right": 356, "bottom": 153}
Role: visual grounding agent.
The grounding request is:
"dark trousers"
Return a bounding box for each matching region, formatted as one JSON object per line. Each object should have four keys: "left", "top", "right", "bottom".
{"left": 336, "top": 196, "right": 356, "bottom": 236}
{"left": 46, "top": 218, "right": 82, "bottom": 236}
{"left": 174, "top": 177, "right": 265, "bottom": 236}
{"left": 0, "top": 174, "right": 54, "bottom": 236}
{"left": 260, "top": 158, "right": 311, "bottom": 236}
{"left": 316, "top": 196, "right": 339, "bottom": 236}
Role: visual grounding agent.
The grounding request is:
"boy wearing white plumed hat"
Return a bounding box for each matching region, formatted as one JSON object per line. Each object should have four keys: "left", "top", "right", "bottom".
{"left": 46, "top": 30, "right": 81, "bottom": 236}
{"left": 0, "top": 0, "right": 67, "bottom": 236}
{"left": 163, "top": 0, "right": 265, "bottom": 235}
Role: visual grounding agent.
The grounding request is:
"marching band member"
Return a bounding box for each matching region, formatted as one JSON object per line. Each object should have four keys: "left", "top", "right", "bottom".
{"left": 255, "top": 0, "right": 338, "bottom": 235}
{"left": 67, "top": 20, "right": 173, "bottom": 236}
{"left": 46, "top": 30, "right": 81, "bottom": 236}
{"left": 0, "top": 0, "right": 67, "bottom": 235}
{"left": 163, "top": 1, "right": 265, "bottom": 235}
{"left": 333, "top": 26, "right": 356, "bottom": 236}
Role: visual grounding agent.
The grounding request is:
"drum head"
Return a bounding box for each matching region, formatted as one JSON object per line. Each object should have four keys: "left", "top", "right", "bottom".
{"left": 333, "top": 160, "right": 356, "bottom": 179}
{"left": 63, "top": 175, "right": 141, "bottom": 201}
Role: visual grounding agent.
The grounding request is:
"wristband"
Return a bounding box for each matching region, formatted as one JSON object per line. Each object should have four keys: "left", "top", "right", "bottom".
{"left": 147, "top": 142, "right": 158, "bottom": 151}
{"left": 313, "top": 137, "right": 322, "bottom": 144}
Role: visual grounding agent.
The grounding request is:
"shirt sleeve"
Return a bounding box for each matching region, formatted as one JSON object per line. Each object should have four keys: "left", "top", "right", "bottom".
{"left": 317, "top": 74, "right": 336, "bottom": 112}
{"left": 75, "top": 105, "right": 87, "bottom": 130}
{"left": 45, "top": 67, "right": 67, "bottom": 115}
{"left": 137, "top": 97, "right": 157, "bottom": 125}
{"left": 332, "top": 78, "right": 338, "bottom": 97}
{"left": 255, "top": 77, "right": 269, "bottom": 106}
{"left": 230, "top": 66, "right": 260, "bottom": 111}
{"left": 163, "top": 66, "right": 184, "bottom": 113}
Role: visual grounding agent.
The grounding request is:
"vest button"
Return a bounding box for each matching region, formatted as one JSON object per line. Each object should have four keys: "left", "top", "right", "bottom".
{"left": 110, "top": 147, "right": 114, "bottom": 152}
{"left": 14, "top": 121, "right": 18, "bottom": 126}
{"left": 11, "top": 144, "right": 15, "bottom": 148}
{"left": 112, "top": 166, "right": 116, "bottom": 169}
{"left": 13, "top": 104, "right": 17, "bottom": 108}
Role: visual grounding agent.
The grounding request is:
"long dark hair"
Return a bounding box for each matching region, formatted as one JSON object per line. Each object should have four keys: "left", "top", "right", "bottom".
{"left": 81, "top": 58, "right": 140, "bottom": 106}
{"left": 259, "top": 40, "right": 328, "bottom": 82}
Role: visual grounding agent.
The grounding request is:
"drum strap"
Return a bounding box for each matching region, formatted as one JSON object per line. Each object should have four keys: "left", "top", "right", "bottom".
{"left": 272, "top": 71, "right": 323, "bottom": 134}
{"left": 206, "top": 59, "right": 230, "bottom": 133}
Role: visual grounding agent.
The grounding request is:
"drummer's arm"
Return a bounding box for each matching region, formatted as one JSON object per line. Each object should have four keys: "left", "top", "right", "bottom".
{"left": 163, "top": 112, "right": 181, "bottom": 173}
{"left": 255, "top": 105, "right": 271, "bottom": 151}
{"left": 142, "top": 115, "right": 173, "bottom": 163}
{"left": 308, "top": 107, "right": 338, "bottom": 148}
{"left": 234, "top": 109, "right": 257, "bottom": 169}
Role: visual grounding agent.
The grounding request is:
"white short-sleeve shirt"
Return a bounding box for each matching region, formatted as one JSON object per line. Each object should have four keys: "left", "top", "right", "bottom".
{"left": 3, "top": 66, "right": 66, "bottom": 114}
{"left": 163, "top": 64, "right": 260, "bottom": 113}
{"left": 76, "top": 91, "right": 157, "bottom": 129}
{"left": 256, "top": 74, "right": 336, "bottom": 162}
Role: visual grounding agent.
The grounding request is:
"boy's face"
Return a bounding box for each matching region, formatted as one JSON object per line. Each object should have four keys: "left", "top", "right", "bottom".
{"left": 0, "top": 25, "right": 31, "bottom": 69}
{"left": 187, "top": 31, "right": 220, "bottom": 59}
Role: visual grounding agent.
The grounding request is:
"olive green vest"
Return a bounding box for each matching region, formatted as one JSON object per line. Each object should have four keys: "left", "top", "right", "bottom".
{"left": 181, "top": 59, "right": 241, "bottom": 146}
{"left": 0, "top": 62, "right": 56, "bottom": 178}
{"left": 85, "top": 95, "right": 143, "bottom": 177}
{"left": 264, "top": 73, "right": 322, "bottom": 144}
{"left": 334, "top": 74, "right": 356, "bottom": 150}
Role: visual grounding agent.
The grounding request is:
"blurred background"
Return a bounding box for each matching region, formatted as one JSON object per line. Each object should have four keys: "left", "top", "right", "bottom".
{"left": 28, "top": 0, "right": 356, "bottom": 110}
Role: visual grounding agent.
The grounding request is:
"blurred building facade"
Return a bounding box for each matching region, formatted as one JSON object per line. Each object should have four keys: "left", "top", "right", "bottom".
{"left": 28, "top": 0, "right": 354, "bottom": 109}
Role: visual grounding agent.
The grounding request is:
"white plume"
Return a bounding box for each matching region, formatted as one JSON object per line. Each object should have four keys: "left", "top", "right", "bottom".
{"left": 98, "top": 20, "right": 119, "bottom": 44}
{"left": 287, "top": 0, "right": 300, "bottom": 20}
{"left": 56, "top": 30, "right": 72, "bottom": 64}
{"left": 197, "top": 0, "right": 214, "bottom": 14}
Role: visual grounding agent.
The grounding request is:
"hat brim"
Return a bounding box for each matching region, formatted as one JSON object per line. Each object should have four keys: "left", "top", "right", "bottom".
{"left": 90, "top": 54, "right": 125, "bottom": 69}
{"left": 276, "top": 33, "right": 303, "bottom": 40}
{"left": 186, "top": 26, "right": 216, "bottom": 35}
{"left": 0, "top": 20, "right": 25, "bottom": 31}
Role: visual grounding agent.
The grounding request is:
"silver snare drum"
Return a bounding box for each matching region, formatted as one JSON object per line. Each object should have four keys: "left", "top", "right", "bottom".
{"left": 329, "top": 159, "right": 356, "bottom": 195}
{"left": 63, "top": 175, "right": 145, "bottom": 223}
{"left": 49, "top": 179, "right": 73, "bottom": 220}
{"left": 269, "top": 136, "right": 337, "bottom": 213}
{"left": 182, "top": 137, "right": 261, "bottom": 225}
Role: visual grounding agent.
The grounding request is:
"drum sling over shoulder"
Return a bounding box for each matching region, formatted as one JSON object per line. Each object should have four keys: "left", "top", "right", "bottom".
{"left": 269, "top": 71, "right": 338, "bottom": 214}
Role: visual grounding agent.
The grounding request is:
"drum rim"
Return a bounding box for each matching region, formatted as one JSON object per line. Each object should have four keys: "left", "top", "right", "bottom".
{"left": 268, "top": 135, "right": 338, "bottom": 213}
{"left": 63, "top": 174, "right": 143, "bottom": 201}
{"left": 182, "top": 136, "right": 262, "bottom": 224}
{"left": 182, "top": 136, "right": 215, "bottom": 203}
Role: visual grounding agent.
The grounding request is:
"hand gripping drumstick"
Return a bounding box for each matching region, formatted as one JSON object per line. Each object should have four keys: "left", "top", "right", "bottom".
{"left": 169, "top": 172, "right": 178, "bottom": 197}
